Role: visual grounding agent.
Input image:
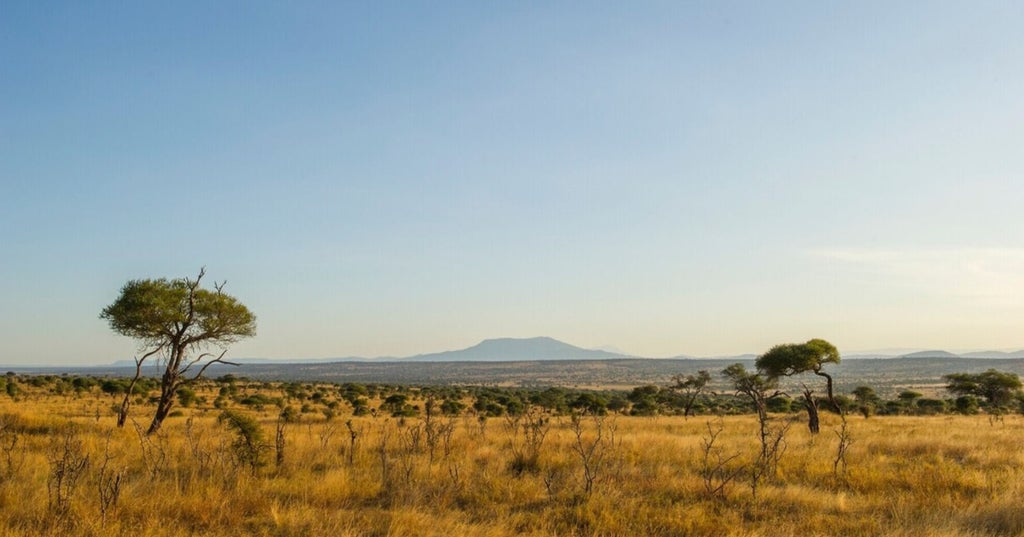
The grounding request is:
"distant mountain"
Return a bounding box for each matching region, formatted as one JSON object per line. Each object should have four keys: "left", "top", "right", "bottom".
{"left": 100, "top": 341, "right": 1024, "bottom": 368}
{"left": 894, "top": 349, "right": 1024, "bottom": 359}
{"left": 402, "top": 337, "right": 630, "bottom": 362}
{"left": 898, "top": 350, "right": 960, "bottom": 359}
{"left": 715, "top": 353, "right": 758, "bottom": 361}
{"left": 666, "top": 353, "right": 757, "bottom": 361}
{"left": 960, "top": 350, "right": 1024, "bottom": 359}
{"left": 850, "top": 348, "right": 929, "bottom": 356}
{"left": 843, "top": 354, "right": 896, "bottom": 360}
{"left": 592, "top": 344, "right": 632, "bottom": 355}
{"left": 109, "top": 356, "right": 375, "bottom": 367}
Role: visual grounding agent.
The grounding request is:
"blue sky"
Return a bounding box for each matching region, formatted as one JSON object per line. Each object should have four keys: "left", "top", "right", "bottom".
{"left": 2, "top": 2, "right": 1023, "bottom": 365}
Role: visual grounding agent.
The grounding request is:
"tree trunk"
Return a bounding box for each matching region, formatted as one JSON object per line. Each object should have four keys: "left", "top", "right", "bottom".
{"left": 117, "top": 393, "right": 132, "bottom": 428}
{"left": 802, "top": 387, "right": 820, "bottom": 434}
{"left": 117, "top": 359, "right": 144, "bottom": 428}
{"left": 756, "top": 399, "right": 770, "bottom": 460}
{"left": 148, "top": 392, "right": 174, "bottom": 435}
{"left": 814, "top": 370, "right": 841, "bottom": 415}
{"left": 806, "top": 404, "right": 819, "bottom": 434}
{"left": 147, "top": 370, "right": 180, "bottom": 435}
{"left": 683, "top": 396, "right": 696, "bottom": 418}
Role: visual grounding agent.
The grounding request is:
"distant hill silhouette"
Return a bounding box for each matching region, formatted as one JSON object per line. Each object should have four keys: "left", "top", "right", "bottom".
{"left": 99, "top": 341, "right": 1024, "bottom": 368}
{"left": 960, "top": 350, "right": 1024, "bottom": 359}
{"left": 109, "top": 356, "right": 373, "bottom": 367}
{"left": 896, "top": 349, "right": 1024, "bottom": 359}
{"left": 402, "top": 337, "right": 631, "bottom": 362}
{"left": 899, "top": 350, "right": 960, "bottom": 359}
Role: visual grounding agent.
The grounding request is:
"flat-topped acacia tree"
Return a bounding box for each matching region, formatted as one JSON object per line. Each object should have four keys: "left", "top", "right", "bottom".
{"left": 101, "top": 268, "right": 256, "bottom": 434}
{"left": 755, "top": 338, "right": 841, "bottom": 434}
{"left": 944, "top": 369, "right": 1023, "bottom": 411}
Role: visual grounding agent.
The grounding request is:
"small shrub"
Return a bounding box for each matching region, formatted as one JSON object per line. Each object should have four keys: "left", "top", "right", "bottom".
{"left": 176, "top": 387, "right": 198, "bottom": 407}
{"left": 218, "top": 410, "right": 267, "bottom": 475}
{"left": 955, "top": 396, "right": 980, "bottom": 415}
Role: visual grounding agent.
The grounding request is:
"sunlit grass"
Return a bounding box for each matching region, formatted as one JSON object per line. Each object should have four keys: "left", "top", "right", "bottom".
{"left": 0, "top": 383, "right": 1022, "bottom": 536}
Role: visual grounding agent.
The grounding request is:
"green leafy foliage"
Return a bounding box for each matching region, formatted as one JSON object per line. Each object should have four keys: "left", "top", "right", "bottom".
{"left": 100, "top": 269, "right": 256, "bottom": 434}
{"left": 944, "top": 369, "right": 1023, "bottom": 409}
{"left": 722, "top": 363, "right": 777, "bottom": 397}
{"left": 176, "top": 387, "right": 198, "bottom": 407}
{"left": 440, "top": 399, "right": 466, "bottom": 416}
{"left": 101, "top": 278, "right": 255, "bottom": 346}
{"left": 756, "top": 339, "right": 840, "bottom": 378}
{"left": 218, "top": 410, "right": 266, "bottom": 474}
{"left": 755, "top": 338, "right": 842, "bottom": 433}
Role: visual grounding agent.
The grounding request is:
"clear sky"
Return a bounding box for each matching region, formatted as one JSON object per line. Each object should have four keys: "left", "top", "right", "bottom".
{"left": 2, "top": 2, "right": 1023, "bottom": 365}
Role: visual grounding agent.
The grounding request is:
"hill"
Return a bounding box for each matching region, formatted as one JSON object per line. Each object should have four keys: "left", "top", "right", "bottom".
{"left": 898, "top": 350, "right": 960, "bottom": 359}
{"left": 960, "top": 350, "right": 1024, "bottom": 358}
{"left": 403, "top": 337, "right": 631, "bottom": 362}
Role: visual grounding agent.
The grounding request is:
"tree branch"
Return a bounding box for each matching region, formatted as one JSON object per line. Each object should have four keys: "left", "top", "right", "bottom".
{"left": 180, "top": 352, "right": 215, "bottom": 377}
{"left": 193, "top": 349, "right": 238, "bottom": 381}
{"left": 814, "top": 370, "right": 841, "bottom": 414}
{"left": 136, "top": 343, "right": 167, "bottom": 366}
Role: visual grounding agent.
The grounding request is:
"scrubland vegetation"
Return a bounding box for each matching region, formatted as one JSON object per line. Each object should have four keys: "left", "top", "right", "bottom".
{"left": 1, "top": 373, "right": 1023, "bottom": 537}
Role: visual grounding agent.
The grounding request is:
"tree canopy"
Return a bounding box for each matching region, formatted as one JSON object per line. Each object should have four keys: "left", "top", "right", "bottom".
{"left": 755, "top": 338, "right": 842, "bottom": 434}
{"left": 722, "top": 363, "right": 777, "bottom": 399}
{"left": 669, "top": 370, "right": 712, "bottom": 417}
{"left": 756, "top": 338, "right": 840, "bottom": 378}
{"left": 102, "top": 276, "right": 255, "bottom": 349}
{"left": 944, "top": 369, "right": 1022, "bottom": 409}
{"left": 722, "top": 363, "right": 778, "bottom": 422}
{"left": 101, "top": 268, "right": 255, "bottom": 433}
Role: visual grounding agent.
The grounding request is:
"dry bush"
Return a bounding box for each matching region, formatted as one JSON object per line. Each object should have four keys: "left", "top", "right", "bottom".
{"left": 504, "top": 406, "right": 550, "bottom": 476}
{"left": 46, "top": 429, "right": 89, "bottom": 526}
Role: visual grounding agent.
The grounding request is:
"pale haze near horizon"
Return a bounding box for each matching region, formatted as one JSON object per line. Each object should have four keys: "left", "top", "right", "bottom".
{"left": 2, "top": 3, "right": 1023, "bottom": 366}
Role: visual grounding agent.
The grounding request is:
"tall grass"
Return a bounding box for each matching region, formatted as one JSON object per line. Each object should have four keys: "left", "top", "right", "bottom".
{"left": 0, "top": 382, "right": 1022, "bottom": 536}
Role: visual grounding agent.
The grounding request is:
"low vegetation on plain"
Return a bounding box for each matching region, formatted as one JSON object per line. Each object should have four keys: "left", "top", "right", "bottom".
{"left": 1, "top": 373, "right": 1023, "bottom": 537}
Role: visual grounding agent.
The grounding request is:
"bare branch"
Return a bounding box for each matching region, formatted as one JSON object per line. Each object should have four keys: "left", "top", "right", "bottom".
{"left": 193, "top": 349, "right": 238, "bottom": 381}
{"left": 116, "top": 343, "right": 166, "bottom": 429}
{"left": 136, "top": 343, "right": 167, "bottom": 366}
{"left": 180, "top": 352, "right": 215, "bottom": 377}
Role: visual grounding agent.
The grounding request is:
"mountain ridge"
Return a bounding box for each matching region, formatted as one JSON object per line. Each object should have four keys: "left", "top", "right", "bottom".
{"left": 403, "top": 336, "right": 631, "bottom": 362}
{"left": 899, "top": 350, "right": 961, "bottom": 359}
{"left": 102, "top": 338, "right": 1024, "bottom": 367}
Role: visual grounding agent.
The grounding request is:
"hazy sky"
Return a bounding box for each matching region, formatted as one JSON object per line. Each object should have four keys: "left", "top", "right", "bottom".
{"left": 3, "top": 2, "right": 1023, "bottom": 365}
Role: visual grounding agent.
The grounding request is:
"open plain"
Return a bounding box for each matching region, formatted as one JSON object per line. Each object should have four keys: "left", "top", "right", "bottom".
{"left": 1, "top": 377, "right": 1022, "bottom": 537}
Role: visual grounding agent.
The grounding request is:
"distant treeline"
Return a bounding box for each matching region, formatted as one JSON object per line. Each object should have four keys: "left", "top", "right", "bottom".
{"left": 2, "top": 371, "right": 1019, "bottom": 420}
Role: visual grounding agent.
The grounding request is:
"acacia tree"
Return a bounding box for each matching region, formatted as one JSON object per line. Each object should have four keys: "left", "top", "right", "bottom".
{"left": 722, "top": 363, "right": 786, "bottom": 495}
{"left": 101, "top": 268, "right": 256, "bottom": 434}
{"left": 944, "top": 369, "right": 1022, "bottom": 411}
{"left": 669, "top": 370, "right": 712, "bottom": 417}
{"left": 851, "top": 385, "right": 879, "bottom": 418}
{"left": 722, "top": 364, "right": 777, "bottom": 425}
{"left": 755, "top": 338, "right": 841, "bottom": 434}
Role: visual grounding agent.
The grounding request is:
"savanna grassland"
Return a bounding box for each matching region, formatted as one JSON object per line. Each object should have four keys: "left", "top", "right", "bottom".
{"left": 1, "top": 377, "right": 1023, "bottom": 537}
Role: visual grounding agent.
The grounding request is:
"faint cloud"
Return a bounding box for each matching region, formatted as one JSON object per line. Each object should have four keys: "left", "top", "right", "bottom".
{"left": 813, "top": 247, "right": 1024, "bottom": 306}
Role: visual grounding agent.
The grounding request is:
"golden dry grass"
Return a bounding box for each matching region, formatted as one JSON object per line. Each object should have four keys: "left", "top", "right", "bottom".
{"left": 1, "top": 382, "right": 1023, "bottom": 537}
